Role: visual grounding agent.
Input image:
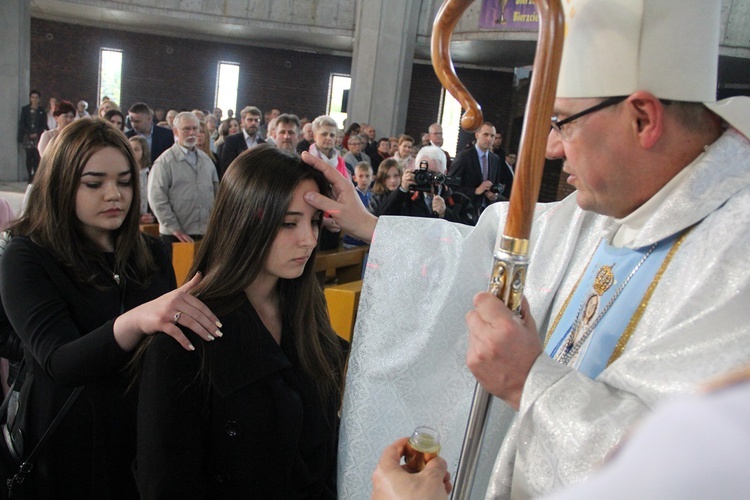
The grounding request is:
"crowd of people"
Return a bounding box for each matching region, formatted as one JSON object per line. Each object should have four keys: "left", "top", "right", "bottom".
{"left": 4, "top": 0, "right": 750, "bottom": 498}
{"left": 19, "top": 94, "right": 519, "bottom": 229}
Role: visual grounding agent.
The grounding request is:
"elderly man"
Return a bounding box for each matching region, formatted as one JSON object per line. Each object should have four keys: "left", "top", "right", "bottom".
{"left": 220, "top": 106, "right": 265, "bottom": 173}
{"left": 166, "top": 109, "right": 178, "bottom": 128}
{"left": 75, "top": 100, "right": 90, "bottom": 119}
{"left": 274, "top": 113, "right": 301, "bottom": 154}
{"left": 363, "top": 124, "right": 379, "bottom": 158}
{"left": 148, "top": 112, "right": 218, "bottom": 254}
{"left": 449, "top": 121, "right": 514, "bottom": 217}
{"left": 428, "top": 122, "right": 453, "bottom": 170}
{"left": 296, "top": 122, "right": 314, "bottom": 154}
{"left": 300, "top": 0, "right": 750, "bottom": 498}
{"left": 264, "top": 117, "right": 278, "bottom": 147}
{"left": 126, "top": 102, "right": 174, "bottom": 162}
{"left": 343, "top": 134, "right": 371, "bottom": 173}
{"left": 376, "top": 145, "right": 474, "bottom": 225}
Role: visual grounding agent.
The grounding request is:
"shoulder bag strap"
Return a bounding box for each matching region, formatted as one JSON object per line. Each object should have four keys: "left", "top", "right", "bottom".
{"left": 8, "top": 385, "right": 84, "bottom": 492}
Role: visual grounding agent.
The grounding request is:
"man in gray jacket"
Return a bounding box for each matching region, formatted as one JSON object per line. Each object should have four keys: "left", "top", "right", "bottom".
{"left": 148, "top": 112, "right": 218, "bottom": 255}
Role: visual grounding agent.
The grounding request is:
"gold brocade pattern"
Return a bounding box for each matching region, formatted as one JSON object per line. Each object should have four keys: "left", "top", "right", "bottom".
{"left": 607, "top": 227, "right": 693, "bottom": 367}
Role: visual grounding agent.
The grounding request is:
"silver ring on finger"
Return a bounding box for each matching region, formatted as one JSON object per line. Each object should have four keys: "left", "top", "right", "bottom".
{"left": 173, "top": 311, "right": 182, "bottom": 324}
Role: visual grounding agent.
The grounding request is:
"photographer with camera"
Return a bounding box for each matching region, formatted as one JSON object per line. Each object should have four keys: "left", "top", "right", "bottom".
{"left": 377, "top": 146, "right": 475, "bottom": 226}
{"left": 448, "top": 122, "right": 514, "bottom": 219}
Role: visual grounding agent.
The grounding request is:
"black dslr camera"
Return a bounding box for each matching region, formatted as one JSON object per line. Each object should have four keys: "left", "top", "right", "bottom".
{"left": 488, "top": 183, "right": 506, "bottom": 195}
{"left": 410, "top": 160, "right": 460, "bottom": 192}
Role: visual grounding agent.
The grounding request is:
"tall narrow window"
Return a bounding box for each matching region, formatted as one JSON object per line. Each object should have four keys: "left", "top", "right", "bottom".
{"left": 327, "top": 74, "right": 351, "bottom": 129}
{"left": 215, "top": 62, "right": 240, "bottom": 117}
{"left": 439, "top": 88, "right": 462, "bottom": 158}
{"left": 98, "top": 49, "right": 122, "bottom": 106}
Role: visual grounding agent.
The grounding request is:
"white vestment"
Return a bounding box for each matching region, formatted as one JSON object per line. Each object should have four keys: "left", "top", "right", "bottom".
{"left": 337, "top": 128, "right": 750, "bottom": 499}
{"left": 539, "top": 376, "right": 750, "bottom": 500}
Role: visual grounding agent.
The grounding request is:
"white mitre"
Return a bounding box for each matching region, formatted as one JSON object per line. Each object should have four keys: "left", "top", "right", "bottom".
{"left": 557, "top": 0, "right": 750, "bottom": 139}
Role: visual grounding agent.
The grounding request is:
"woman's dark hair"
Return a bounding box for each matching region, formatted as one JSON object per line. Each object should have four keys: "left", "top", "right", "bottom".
{"left": 53, "top": 100, "right": 76, "bottom": 117}
{"left": 344, "top": 122, "right": 360, "bottom": 136}
{"left": 219, "top": 118, "right": 239, "bottom": 138}
{"left": 10, "top": 118, "right": 157, "bottom": 286}
{"left": 371, "top": 158, "right": 402, "bottom": 195}
{"left": 189, "top": 144, "right": 343, "bottom": 396}
{"left": 104, "top": 109, "right": 126, "bottom": 131}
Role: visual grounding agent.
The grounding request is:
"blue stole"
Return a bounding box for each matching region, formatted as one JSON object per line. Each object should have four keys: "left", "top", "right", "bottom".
{"left": 545, "top": 232, "right": 681, "bottom": 378}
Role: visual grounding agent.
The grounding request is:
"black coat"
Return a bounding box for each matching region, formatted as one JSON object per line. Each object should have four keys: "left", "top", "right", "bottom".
{"left": 136, "top": 298, "right": 340, "bottom": 499}
{"left": 219, "top": 132, "right": 265, "bottom": 176}
{"left": 0, "top": 235, "right": 174, "bottom": 499}
{"left": 377, "top": 186, "right": 476, "bottom": 226}
{"left": 17, "top": 105, "right": 47, "bottom": 147}
{"left": 448, "top": 147, "right": 513, "bottom": 211}
{"left": 126, "top": 125, "right": 175, "bottom": 163}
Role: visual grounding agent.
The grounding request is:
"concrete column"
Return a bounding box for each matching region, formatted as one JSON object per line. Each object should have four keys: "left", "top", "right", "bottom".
{"left": 347, "top": 0, "right": 421, "bottom": 138}
{"left": 0, "top": 0, "right": 30, "bottom": 182}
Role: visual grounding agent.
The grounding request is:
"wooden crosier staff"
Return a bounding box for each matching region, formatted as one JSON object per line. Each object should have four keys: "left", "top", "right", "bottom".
{"left": 431, "top": 0, "right": 564, "bottom": 497}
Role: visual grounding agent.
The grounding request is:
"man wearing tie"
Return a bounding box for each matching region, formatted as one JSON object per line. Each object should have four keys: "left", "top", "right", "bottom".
{"left": 448, "top": 122, "right": 513, "bottom": 218}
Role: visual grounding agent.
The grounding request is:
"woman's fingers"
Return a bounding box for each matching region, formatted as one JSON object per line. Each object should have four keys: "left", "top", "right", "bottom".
{"left": 179, "top": 271, "right": 203, "bottom": 291}
{"left": 159, "top": 323, "right": 196, "bottom": 352}
{"left": 170, "top": 293, "right": 223, "bottom": 341}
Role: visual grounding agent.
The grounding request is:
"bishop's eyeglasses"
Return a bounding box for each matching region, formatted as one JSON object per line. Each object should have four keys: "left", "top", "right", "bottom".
{"left": 550, "top": 96, "right": 627, "bottom": 140}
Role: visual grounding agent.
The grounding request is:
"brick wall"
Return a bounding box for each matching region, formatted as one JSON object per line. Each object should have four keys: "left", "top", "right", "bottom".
{"left": 404, "top": 63, "right": 515, "bottom": 151}
{"left": 30, "top": 17, "right": 567, "bottom": 202}
{"left": 30, "top": 18, "right": 351, "bottom": 119}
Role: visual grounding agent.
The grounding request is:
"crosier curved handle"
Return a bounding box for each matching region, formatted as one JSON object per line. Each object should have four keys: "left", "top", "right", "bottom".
{"left": 433, "top": 1, "right": 566, "bottom": 498}
{"left": 431, "top": 0, "right": 484, "bottom": 132}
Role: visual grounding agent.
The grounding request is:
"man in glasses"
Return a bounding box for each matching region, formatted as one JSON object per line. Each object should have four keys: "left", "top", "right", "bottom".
{"left": 343, "top": 134, "right": 371, "bottom": 175}
{"left": 428, "top": 122, "right": 453, "bottom": 170}
{"left": 301, "top": 0, "right": 750, "bottom": 498}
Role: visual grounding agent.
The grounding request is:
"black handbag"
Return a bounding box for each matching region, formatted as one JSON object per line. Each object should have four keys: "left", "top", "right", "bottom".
{"left": 0, "top": 364, "right": 83, "bottom": 499}
{"left": 0, "top": 233, "right": 85, "bottom": 498}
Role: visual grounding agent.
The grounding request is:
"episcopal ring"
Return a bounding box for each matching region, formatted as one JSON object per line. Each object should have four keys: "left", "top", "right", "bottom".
{"left": 173, "top": 312, "right": 182, "bottom": 324}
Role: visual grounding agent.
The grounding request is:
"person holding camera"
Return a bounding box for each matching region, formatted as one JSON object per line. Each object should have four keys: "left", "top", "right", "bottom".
{"left": 448, "top": 122, "right": 513, "bottom": 219}
{"left": 377, "top": 146, "right": 475, "bottom": 226}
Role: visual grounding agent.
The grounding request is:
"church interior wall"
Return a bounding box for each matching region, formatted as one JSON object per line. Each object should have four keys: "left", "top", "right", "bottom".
{"left": 29, "top": 17, "right": 561, "bottom": 200}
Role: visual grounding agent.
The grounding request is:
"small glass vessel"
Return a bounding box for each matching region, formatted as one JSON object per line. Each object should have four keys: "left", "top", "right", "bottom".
{"left": 404, "top": 426, "right": 441, "bottom": 472}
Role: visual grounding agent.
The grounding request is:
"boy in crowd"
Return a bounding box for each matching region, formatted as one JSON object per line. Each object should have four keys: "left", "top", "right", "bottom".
{"left": 343, "top": 162, "right": 373, "bottom": 248}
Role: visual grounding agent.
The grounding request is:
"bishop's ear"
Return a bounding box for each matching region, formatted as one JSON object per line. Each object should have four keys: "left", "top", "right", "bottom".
{"left": 626, "top": 91, "right": 664, "bottom": 149}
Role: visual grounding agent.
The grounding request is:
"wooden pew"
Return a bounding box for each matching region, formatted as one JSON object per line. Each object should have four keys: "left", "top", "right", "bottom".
{"left": 313, "top": 245, "right": 368, "bottom": 285}
{"left": 172, "top": 241, "right": 202, "bottom": 286}
{"left": 324, "top": 280, "right": 362, "bottom": 342}
{"left": 167, "top": 239, "right": 368, "bottom": 289}
{"left": 139, "top": 223, "right": 160, "bottom": 238}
